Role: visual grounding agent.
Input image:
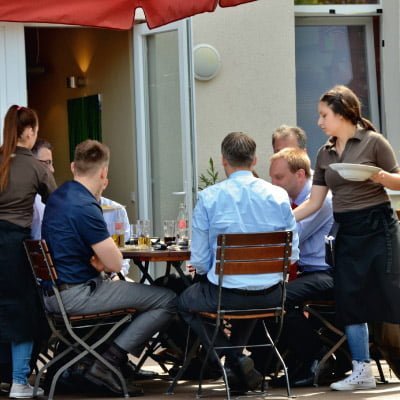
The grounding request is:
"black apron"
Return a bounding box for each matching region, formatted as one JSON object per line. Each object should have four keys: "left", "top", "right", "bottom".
{"left": 333, "top": 203, "right": 400, "bottom": 326}
{"left": 0, "top": 220, "right": 49, "bottom": 343}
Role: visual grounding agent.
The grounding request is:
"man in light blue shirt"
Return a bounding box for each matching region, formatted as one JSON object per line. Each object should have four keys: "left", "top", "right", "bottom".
{"left": 178, "top": 132, "right": 299, "bottom": 392}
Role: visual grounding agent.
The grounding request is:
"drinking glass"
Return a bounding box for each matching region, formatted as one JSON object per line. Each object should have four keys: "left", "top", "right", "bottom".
{"left": 112, "top": 221, "right": 125, "bottom": 247}
{"left": 137, "top": 219, "right": 151, "bottom": 248}
{"left": 163, "top": 220, "right": 176, "bottom": 246}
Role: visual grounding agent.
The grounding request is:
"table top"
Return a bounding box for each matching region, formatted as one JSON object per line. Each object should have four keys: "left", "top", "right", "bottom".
{"left": 121, "top": 247, "right": 190, "bottom": 262}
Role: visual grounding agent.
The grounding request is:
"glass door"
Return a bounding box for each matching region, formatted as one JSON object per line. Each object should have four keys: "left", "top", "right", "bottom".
{"left": 134, "top": 20, "right": 196, "bottom": 240}
{"left": 295, "top": 17, "right": 379, "bottom": 165}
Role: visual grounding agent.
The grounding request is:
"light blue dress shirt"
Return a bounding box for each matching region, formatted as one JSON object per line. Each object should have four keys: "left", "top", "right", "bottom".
{"left": 293, "top": 179, "right": 333, "bottom": 272}
{"left": 190, "top": 170, "right": 299, "bottom": 289}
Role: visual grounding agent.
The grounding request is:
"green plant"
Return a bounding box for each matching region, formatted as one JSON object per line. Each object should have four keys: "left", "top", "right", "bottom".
{"left": 198, "top": 157, "right": 219, "bottom": 190}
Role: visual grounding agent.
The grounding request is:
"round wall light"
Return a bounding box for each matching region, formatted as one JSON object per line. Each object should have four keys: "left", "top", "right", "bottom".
{"left": 193, "top": 44, "right": 221, "bottom": 81}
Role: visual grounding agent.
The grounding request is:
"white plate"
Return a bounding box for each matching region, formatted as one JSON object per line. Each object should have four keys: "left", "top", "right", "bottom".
{"left": 330, "top": 163, "right": 381, "bottom": 181}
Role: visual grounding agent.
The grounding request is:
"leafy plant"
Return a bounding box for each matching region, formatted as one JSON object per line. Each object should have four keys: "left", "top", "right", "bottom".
{"left": 198, "top": 157, "right": 219, "bottom": 190}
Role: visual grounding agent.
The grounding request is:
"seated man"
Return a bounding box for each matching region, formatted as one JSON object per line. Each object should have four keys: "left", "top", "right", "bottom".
{"left": 42, "top": 139, "right": 177, "bottom": 395}
{"left": 100, "top": 196, "right": 131, "bottom": 277}
{"left": 178, "top": 132, "right": 299, "bottom": 392}
{"left": 268, "top": 147, "right": 335, "bottom": 385}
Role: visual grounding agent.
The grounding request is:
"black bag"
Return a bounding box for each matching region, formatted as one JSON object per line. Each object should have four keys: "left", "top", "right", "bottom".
{"left": 325, "top": 222, "right": 339, "bottom": 267}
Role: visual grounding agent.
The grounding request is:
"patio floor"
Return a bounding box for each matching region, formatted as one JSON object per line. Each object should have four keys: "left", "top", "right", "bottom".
{"left": 18, "top": 359, "right": 400, "bottom": 399}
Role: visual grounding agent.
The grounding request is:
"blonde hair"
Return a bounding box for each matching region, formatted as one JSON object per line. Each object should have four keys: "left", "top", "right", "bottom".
{"left": 270, "top": 147, "right": 311, "bottom": 178}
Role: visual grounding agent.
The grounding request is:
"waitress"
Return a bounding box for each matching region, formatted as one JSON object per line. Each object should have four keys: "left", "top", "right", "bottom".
{"left": 294, "top": 85, "right": 400, "bottom": 392}
{"left": 0, "top": 105, "right": 56, "bottom": 398}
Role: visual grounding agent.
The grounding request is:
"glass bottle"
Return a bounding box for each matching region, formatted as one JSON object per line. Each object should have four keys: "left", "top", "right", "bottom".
{"left": 176, "top": 203, "right": 188, "bottom": 246}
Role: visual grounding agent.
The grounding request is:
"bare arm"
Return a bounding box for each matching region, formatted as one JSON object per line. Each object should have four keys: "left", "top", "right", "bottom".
{"left": 294, "top": 185, "right": 329, "bottom": 222}
{"left": 370, "top": 170, "right": 400, "bottom": 190}
{"left": 91, "top": 237, "right": 123, "bottom": 273}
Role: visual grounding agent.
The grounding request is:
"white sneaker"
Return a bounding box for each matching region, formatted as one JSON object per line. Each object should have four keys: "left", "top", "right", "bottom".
{"left": 9, "top": 383, "right": 44, "bottom": 398}
{"left": 330, "top": 360, "right": 376, "bottom": 391}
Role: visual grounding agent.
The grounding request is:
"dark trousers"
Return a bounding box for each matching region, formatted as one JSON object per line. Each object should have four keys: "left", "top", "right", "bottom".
{"left": 178, "top": 280, "right": 282, "bottom": 363}
{"left": 250, "top": 270, "right": 334, "bottom": 371}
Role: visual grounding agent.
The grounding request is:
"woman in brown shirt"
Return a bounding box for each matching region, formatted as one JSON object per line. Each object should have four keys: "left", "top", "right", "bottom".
{"left": 294, "top": 85, "right": 400, "bottom": 392}
{"left": 0, "top": 105, "right": 56, "bottom": 398}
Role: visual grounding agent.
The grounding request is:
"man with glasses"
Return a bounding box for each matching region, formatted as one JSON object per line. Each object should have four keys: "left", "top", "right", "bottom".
{"left": 31, "top": 139, "right": 55, "bottom": 240}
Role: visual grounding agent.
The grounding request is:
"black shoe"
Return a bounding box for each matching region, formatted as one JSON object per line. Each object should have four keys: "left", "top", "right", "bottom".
{"left": 120, "top": 360, "right": 158, "bottom": 380}
{"left": 225, "top": 367, "right": 248, "bottom": 395}
{"left": 227, "top": 355, "right": 263, "bottom": 391}
{"left": 85, "top": 360, "right": 144, "bottom": 396}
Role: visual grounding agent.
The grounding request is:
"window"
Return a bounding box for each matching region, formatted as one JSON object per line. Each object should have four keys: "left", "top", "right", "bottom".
{"left": 295, "top": 17, "right": 380, "bottom": 164}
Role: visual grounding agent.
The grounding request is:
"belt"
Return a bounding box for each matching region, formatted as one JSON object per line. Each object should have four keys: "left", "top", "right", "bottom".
{"left": 42, "top": 283, "right": 81, "bottom": 297}
{"left": 224, "top": 283, "right": 280, "bottom": 296}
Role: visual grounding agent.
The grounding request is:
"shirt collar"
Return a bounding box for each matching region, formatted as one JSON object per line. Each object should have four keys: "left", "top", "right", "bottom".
{"left": 228, "top": 170, "right": 254, "bottom": 179}
{"left": 15, "top": 146, "right": 33, "bottom": 156}
{"left": 324, "top": 127, "right": 364, "bottom": 152}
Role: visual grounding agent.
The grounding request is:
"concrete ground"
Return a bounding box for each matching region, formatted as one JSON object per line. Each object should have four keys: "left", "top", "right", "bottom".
{"left": 9, "top": 359, "right": 399, "bottom": 400}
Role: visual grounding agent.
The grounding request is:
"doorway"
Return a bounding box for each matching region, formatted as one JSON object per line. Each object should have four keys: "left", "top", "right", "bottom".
{"left": 134, "top": 20, "right": 196, "bottom": 239}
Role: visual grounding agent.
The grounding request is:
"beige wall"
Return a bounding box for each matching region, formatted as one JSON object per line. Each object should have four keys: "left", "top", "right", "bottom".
{"left": 27, "top": 27, "right": 137, "bottom": 220}
{"left": 193, "top": 0, "right": 296, "bottom": 182}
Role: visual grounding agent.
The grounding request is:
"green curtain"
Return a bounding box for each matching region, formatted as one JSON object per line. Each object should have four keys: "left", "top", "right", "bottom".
{"left": 67, "top": 94, "right": 102, "bottom": 161}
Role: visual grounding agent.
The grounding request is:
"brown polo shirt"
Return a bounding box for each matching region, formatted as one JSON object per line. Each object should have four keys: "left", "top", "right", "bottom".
{"left": 313, "top": 129, "right": 399, "bottom": 213}
{"left": 0, "top": 146, "right": 56, "bottom": 228}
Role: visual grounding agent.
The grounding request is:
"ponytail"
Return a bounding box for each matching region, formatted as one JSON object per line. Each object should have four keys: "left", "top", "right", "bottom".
{"left": 359, "top": 117, "right": 377, "bottom": 133}
{"left": 0, "top": 105, "right": 38, "bottom": 191}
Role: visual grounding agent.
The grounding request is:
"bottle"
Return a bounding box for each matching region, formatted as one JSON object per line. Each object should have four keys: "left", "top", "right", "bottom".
{"left": 176, "top": 203, "right": 188, "bottom": 246}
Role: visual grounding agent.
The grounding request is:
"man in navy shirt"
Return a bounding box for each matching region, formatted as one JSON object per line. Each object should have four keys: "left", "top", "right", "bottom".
{"left": 42, "top": 140, "right": 176, "bottom": 395}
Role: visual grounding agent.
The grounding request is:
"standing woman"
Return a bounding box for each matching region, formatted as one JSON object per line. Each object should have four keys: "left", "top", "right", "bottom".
{"left": 294, "top": 85, "right": 400, "bottom": 391}
{"left": 0, "top": 105, "right": 56, "bottom": 398}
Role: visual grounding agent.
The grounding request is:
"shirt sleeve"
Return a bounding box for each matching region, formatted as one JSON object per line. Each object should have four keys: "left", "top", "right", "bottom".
{"left": 374, "top": 134, "right": 400, "bottom": 173}
{"left": 37, "top": 168, "right": 57, "bottom": 203}
{"left": 312, "top": 148, "right": 328, "bottom": 186}
{"left": 190, "top": 194, "right": 212, "bottom": 275}
{"left": 296, "top": 194, "right": 333, "bottom": 242}
{"left": 73, "top": 203, "right": 110, "bottom": 247}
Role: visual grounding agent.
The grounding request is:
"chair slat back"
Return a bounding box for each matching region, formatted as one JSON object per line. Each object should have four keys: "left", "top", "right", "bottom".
{"left": 24, "top": 239, "right": 58, "bottom": 283}
{"left": 215, "top": 231, "right": 292, "bottom": 276}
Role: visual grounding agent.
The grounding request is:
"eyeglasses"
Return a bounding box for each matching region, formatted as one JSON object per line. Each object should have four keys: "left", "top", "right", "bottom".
{"left": 39, "top": 160, "right": 53, "bottom": 166}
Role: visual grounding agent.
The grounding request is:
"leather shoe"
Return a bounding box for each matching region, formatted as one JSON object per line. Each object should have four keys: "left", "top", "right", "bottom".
{"left": 227, "top": 355, "right": 263, "bottom": 391}
{"left": 85, "top": 360, "right": 144, "bottom": 396}
{"left": 120, "top": 360, "right": 158, "bottom": 380}
{"left": 225, "top": 367, "right": 247, "bottom": 394}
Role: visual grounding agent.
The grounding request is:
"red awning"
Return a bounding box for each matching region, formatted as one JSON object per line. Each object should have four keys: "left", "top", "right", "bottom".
{"left": 0, "top": 0, "right": 256, "bottom": 30}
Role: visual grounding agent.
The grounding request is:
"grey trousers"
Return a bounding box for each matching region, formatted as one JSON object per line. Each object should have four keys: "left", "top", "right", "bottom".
{"left": 44, "top": 276, "right": 177, "bottom": 356}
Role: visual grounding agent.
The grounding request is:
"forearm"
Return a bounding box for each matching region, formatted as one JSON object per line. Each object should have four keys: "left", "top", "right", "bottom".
{"left": 370, "top": 170, "right": 400, "bottom": 190}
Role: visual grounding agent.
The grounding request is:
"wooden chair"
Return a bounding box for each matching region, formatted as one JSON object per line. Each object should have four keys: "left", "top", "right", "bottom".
{"left": 167, "top": 230, "right": 293, "bottom": 399}
{"left": 23, "top": 239, "right": 136, "bottom": 400}
{"left": 302, "top": 300, "right": 349, "bottom": 386}
{"left": 303, "top": 300, "right": 387, "bottom": 386}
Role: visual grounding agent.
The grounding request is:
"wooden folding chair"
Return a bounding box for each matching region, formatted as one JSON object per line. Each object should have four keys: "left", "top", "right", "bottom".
{"left": 23, "top": 239, "right": 136, "bottom": 400}
{"left": 167, "top": 230, "right": 293, "bottom": 399}
{"left": 302, "top": 300, "right": 349, "bottom": 386}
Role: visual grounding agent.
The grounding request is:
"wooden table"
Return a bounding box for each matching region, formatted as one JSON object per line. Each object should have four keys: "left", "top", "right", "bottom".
{"left": 121, "top": 248, "right": 191, "bottom": 285}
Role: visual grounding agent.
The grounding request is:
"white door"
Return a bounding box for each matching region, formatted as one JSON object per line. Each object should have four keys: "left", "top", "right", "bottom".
{"left": 134, "top": 20, "right": 196, "bottom": 240}
{"left": 0, "top": 23, "right": 27, "bottom": 139}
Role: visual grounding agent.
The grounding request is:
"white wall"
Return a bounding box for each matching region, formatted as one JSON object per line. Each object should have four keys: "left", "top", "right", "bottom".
{"left": 192, "top": 0, "right": 296, "bottom": 182}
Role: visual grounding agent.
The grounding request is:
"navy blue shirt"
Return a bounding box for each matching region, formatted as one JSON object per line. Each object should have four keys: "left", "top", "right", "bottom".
{"left": 42, "top": 181, "right": 109, "bottom": 284}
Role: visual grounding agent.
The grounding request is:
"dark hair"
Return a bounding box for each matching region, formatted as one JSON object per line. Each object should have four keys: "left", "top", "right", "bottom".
{"left": 270, "top": 147, "right": 311, "bottom": 179}
{"left": 272, "top": 125, "right": 307, "bottom": 150}
{"left": 0, "top": 105, "right": 38, "bottom": 191}
{"left": 32, "top": 138, "right": 52, "bottom": 156}
{"left": 73, "top": 139, "right": 110, "bottom": 176}
{"left": 221, "top": 132, "right": 256, "bottom": 168}
{"left": 320, "top": 85, "right": 376, "bottom": 132}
